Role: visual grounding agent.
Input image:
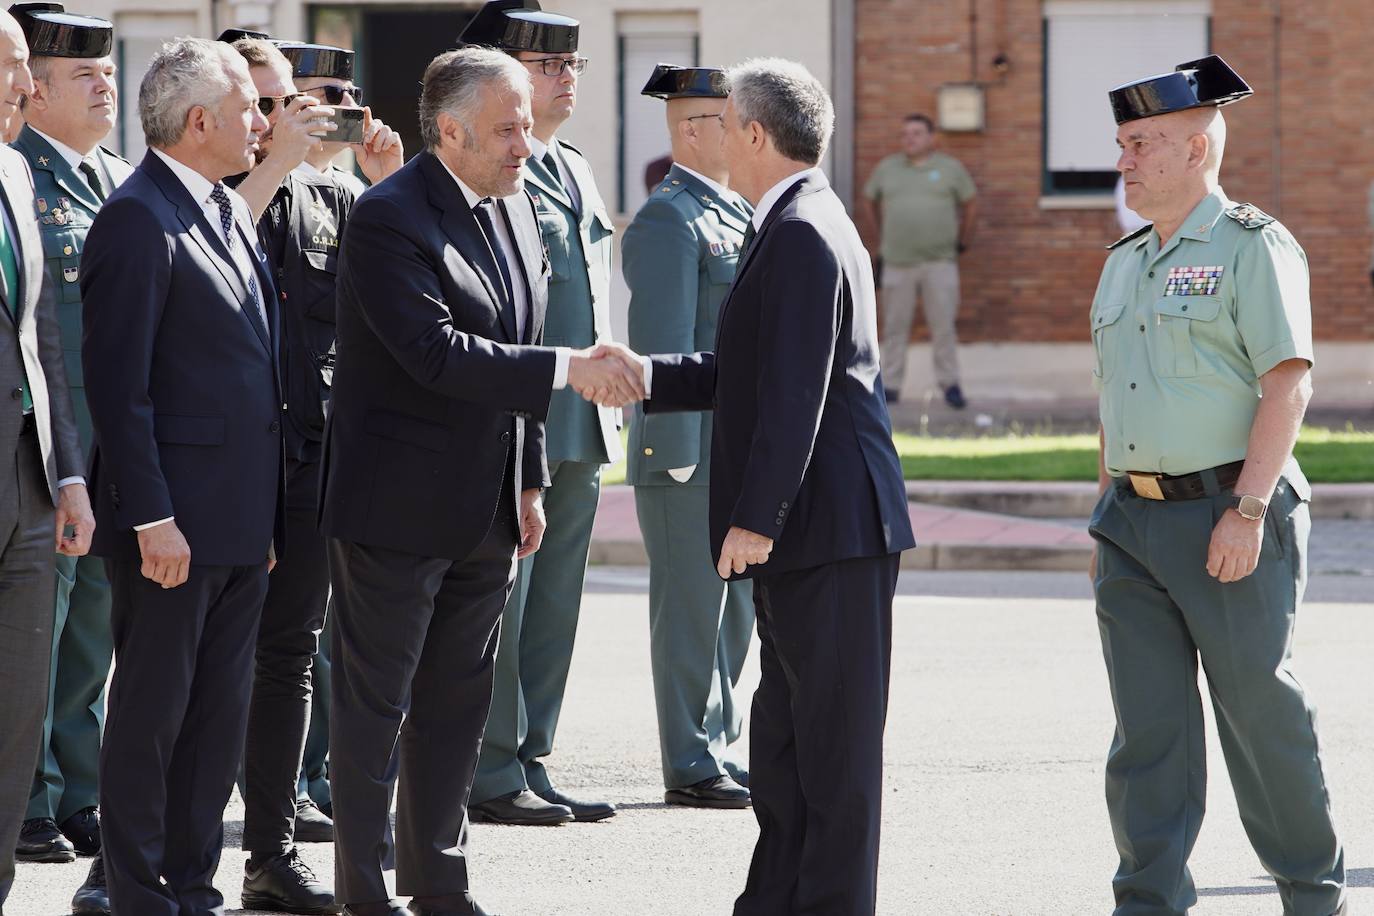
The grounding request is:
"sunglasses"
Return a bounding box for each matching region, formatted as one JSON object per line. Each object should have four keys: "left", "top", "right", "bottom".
{"left": 308, "top": 84, "right": 364, "bottom": 106}
{"left": 523, "top": 56, "right": 588, "bottom": 78}
{"left": 256, "top": 94, "right": 299, "bottom": 116}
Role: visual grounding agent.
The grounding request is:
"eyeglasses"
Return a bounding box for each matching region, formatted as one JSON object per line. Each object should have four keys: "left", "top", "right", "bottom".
{"left": 256, "top": 94, "right": 299, "bottom": 116}
{"left": 683, "top": 113, "right": 726, "bottom": 127}
{"left": 523, "top": 56, "right": 588, "bottom": 77}
{"left": 306, "top": 84, "right": 364, "bottom": 106}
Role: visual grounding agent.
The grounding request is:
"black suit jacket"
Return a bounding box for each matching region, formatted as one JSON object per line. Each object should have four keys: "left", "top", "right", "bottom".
{"left": 0, "top": 144, "right": 82, "bottom": 500}
{"left": 647, "top": 171, "right": 915, "bottom": 578}
{"left": 80, "top": 151, "right": 285, "bottom": 566}
{"left": 319, "top": 150, "right": 556, "bottom": 562}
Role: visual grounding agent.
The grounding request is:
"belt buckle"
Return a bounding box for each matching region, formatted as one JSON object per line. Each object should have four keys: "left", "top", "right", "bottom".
{"left": 1128, "top": 472, "right": 1166, "bottom": 500}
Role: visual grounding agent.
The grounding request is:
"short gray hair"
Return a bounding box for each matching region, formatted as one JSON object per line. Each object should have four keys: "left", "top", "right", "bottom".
{"left": 726, "top": 58, "right": 834, "bottom": 165}
{"left": 418, "top": 47, "right": 530, "bottom": 151}
{"left": 140, "top": 38, "right": 247, "bottom": 148}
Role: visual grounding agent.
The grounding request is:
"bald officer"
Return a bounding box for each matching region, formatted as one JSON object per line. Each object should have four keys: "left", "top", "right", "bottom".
{"left": 623, "top": 65, "right": 753, "bottom": 809}
{"left": 1089, "top": 55, "right": 1345, "bottom": 916}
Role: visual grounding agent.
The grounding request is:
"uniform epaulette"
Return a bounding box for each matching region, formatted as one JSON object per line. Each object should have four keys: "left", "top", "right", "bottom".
{"left": 1223, "top": 202, "right": 1275, "bottom": 229}
{"left": 651, "top": 178, "right": 688, "bottom": 201}
{"left": 1106, "top": 223, "right": 1152, "bottom": 250}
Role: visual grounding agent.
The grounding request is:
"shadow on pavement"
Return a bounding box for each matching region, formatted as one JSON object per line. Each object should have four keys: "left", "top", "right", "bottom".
{"left": 1197, "top": 866, "right": 1374, "bottom": 898}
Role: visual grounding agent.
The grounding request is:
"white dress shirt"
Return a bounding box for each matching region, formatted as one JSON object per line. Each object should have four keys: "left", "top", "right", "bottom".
{"left": 529, "top": 135, "right": 582, "bottom": 214}
{"left": 136, "top": 150, "right": 265, "bottom": 531}
{"left": 435, "top": 157, "right": 571, "bottom": 388}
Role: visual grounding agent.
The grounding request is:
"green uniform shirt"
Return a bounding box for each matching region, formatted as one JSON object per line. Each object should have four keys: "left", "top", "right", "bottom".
{"left": 1092, "top": 187, "right": 1314, "bottom": 478}
{"left": 863, "top": 151, "right": 975, "bottom": 265}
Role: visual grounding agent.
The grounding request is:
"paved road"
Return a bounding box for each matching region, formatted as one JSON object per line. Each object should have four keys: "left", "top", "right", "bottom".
{"left": 10, "top": 569, "right": 1373, "bottom": 915}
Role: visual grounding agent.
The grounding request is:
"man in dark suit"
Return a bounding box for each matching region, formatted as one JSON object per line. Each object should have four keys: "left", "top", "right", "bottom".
{"left": 0, "top": 9, "right": 92, "bottom": 911}
{"left": 79, "top": 38, "right": 283, "bottom": 916}
{"left": 319, "top": 47, "right": 639, "bottom": 916}
{"left": 616, "top": 58, "right": 915, "bottom": 916}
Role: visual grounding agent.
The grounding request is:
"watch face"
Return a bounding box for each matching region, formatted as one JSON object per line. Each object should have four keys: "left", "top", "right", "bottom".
{"left": 1238, "top": 495, "right": 1267, "bottom": 520}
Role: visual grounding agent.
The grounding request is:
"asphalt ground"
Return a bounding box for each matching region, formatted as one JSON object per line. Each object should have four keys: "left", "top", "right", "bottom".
{"left": 8, "top": 567, "right": 1373, "bottom": 916}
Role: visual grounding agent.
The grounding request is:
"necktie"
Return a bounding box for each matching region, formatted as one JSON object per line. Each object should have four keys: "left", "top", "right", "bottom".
{"left": 0, "top": 211, "right": 31, "bottom": 411}
{"left": 78, "top": 160, "right": 106, "bottom": 202}
{"left": 741, "top": 222, "right": 757, "bottom": 259}
{"left": 472, "top": 199, "right": 518, "bottom": 333}
{"left": 541, "top": 147, "right": 581, "bottom": 212}
{"left": 209, "top": 183, "right": 268, "bottom": 339}
{"left": 541, "top": 151, "right": 560, "bottom": 184}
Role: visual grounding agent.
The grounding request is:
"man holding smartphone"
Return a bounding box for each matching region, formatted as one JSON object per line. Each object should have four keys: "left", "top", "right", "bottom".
{"left": 227, "top": 35, "right": 402, "bottom": 915}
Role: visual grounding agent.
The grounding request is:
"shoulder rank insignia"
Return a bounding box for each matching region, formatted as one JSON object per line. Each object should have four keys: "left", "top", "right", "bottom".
{"left": 1224, "top": 202, "right": 1275, "bottom": 229}
{"left": 1106, "top": 223, "right": 1152, "bottom": 250}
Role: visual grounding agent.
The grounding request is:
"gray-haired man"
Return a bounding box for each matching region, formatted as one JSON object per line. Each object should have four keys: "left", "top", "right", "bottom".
{"left": 79, "top": 37, "right": 282, "bottom": 916}
{"left": 319, "top": 46, "right": 638, "bottom": 916}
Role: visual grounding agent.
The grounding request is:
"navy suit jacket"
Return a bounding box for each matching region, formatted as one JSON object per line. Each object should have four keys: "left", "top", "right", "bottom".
{"left": 647, "top": 171, "right": 915, "bottom": 578}
{"left": 319, "top": 150, "right": 556, "bottom": 562}
{"left": 80, "top": 150, "right": 285, "bottom": 566}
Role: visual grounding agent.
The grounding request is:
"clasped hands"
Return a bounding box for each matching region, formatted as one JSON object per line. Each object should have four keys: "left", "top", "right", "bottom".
{"left": 567, "top": 342, "right": 646, "bottom": 407}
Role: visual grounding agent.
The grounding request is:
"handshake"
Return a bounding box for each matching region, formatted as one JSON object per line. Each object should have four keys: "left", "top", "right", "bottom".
{"left": 567, "top": 342, "right": 648, "bottom": 408}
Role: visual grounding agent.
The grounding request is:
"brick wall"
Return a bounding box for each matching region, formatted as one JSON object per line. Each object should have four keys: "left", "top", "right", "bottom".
{"left": 853, "top": 0, "right": 1374, "bottom": 343}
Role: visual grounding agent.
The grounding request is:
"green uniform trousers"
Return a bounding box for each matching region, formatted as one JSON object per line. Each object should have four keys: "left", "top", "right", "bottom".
{"left": 473, "top": 459, "right": 601, "bottom": 801}
{"left": 1090, "top": 472, "right": 1344, "bottom": 916}
{"left": 634, "top": 484, "right": 753, "bottom": 789}
{"left": 27, "top": 552, "right": 112, "bottom": 822}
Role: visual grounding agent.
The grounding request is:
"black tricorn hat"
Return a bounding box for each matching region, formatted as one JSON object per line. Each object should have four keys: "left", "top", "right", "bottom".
{"left": 217, "top": 27, "right": 270, "bottom": 43}
{"left": 9, "top": 3, "right": 113, "bottom": 58}
{"left": 277, "top": 42, "right": 354, "bottom": 80}
{"left": 641, "top": 64, "right": 727, "bottom": 100}
{"left": 1109, "top": 55, "right": 1252, "bottom": 125}
{"left": 458, "top": 0, "right": 578, "bottom": 54}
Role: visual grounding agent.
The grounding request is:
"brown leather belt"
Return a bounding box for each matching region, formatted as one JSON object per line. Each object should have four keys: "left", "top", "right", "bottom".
{"left": 1125, "top": 460, "right": 1245, "bottom": 501}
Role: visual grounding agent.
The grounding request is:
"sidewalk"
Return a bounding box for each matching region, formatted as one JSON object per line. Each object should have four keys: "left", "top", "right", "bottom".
{"left": 590, "top": 485, "right": 1094, "bottom": 572}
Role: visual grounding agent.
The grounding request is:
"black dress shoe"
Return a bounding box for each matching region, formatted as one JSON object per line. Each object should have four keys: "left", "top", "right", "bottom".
{"left": 943, "top": 384, "right": 967, "bottom": 409}
{"left": 294, "top": 798, "right": 335, "bottom": 843}
{"left": 59, "top": 806, "right": 101, "bottom": 856}
{"left": 71, "top": 852, "right": 109, "bottom": 915}
{"left": 406, "top": 899, "right": 499, "bottom": 916}
{"left": 533, "top": 786, "right": 616, "bottom": 823}
{"left": 725, "top": 766, "right": 749, "bottom": 789}
{"left": 242, "top": 848, "right": 340, "bottom": 914}
{"left": 665, "top": 775, "right": 751, "bottom": 809}
{"left": 16, "top": 817, "right": 76, "bottom": 862}
{"left": 340, "top": 905, "right": 407, "bottom": 916}
{"left": 468, "top": 789, "right": 573, "bottom": 826}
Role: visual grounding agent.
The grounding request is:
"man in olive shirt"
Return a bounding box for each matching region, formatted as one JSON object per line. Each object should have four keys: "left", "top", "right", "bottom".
{"left": 1089, "top": 55, "right": 1345, "bottom": 916}
{"left": 862, "top": 113, "right": 975, "bottom": 408}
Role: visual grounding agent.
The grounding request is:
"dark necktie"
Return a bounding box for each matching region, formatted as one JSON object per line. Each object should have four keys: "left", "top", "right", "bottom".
{"left": 78, "top": 159, "right": 106, "bottom": 202}
{"left": 741, "top": 221, "right": 757, "bottom": 259}
{"left": 472, "top": 198, "right": 517, "bottom": 327}
{"left": 209, "top": 183, "right": 268, "bottom": 339}
{"left": 541, "top": 151, "right": 561, "bottom": 185}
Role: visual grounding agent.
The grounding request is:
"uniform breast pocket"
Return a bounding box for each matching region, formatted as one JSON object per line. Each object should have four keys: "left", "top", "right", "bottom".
{"left": 302, "top": 249, "right": 339, "bottom": 321}
{"left": 705, "top": 254, "right": 739, "bottom": 288}
{"left": 537, "top": 213, "right": 572, "bottom": 282}
{"left": 1150, "top": 297, "right": 1222, "bottom": 378}
{"left": 1091, "top": 303, "right": 1126, "bottom": 382}
{"left": 40, "top": 228, "right": 82, "bottom": 304}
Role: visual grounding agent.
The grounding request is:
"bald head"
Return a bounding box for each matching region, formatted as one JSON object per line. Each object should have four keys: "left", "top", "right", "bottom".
{"left": 1116, "top": 105, "right": 1227, "bottom": 227}
{"left": 0, "top": 10, "right": 33, "bottom": 141}
{"left": 664, "top": 95, "right": 730, "bottom": 181}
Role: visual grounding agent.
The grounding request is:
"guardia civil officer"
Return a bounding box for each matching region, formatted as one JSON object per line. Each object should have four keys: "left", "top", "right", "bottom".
{"left": 461, "top": 0, "right": 621, "bottom": 827}
{"left": 8, "top": 4, "right": 130, "bottom": 912}
{"left": 227, "top": 35, "right": 401, "bottom": 915}
{"left": 1090, "top": 55, "right": 1346, "bottom": 916}
{"left": 622, "top": 64, "right": 753, "bottom": 809}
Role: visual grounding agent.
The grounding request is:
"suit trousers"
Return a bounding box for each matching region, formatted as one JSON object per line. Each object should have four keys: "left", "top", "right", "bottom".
{"left": 634, "top": 484, "right": 754, "bottom": 789}
{"left": 100, "top": 559, "right": 269, "bottom": 916}
{"left": 328, "top": 487, "right": 517, "bottom": 909}
{"left": 734, "top": 552, "right": 899, "bottom": 916}
{"left": 27, "top": 552, "right": 112, "bottom": 823}
{"left": 299, "top": 607, "right": 333, "bottom": 812}
{"left": 242, "top": 457, "right": 331, "bottom": 857}
{"left": 0, "top": 428, "right": 57, "bottom": 908}
{"left": 473, "top": 459, "right": 600, "bottom": 801}
{"left": 1090, "top": 478, "right": 1345, "bottom": 916}
{"left": 878, "top": 260, "right": 961, "bottom": 393}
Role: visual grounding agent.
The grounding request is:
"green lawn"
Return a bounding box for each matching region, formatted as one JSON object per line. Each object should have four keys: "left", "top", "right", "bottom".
{"left": 602, "top": 426, "right": 1373, "bottom": 485}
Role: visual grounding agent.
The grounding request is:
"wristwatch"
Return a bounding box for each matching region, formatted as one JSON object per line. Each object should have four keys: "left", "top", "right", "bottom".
{"left": 1231, "top": 494, "right": 1268, "bottom": 521}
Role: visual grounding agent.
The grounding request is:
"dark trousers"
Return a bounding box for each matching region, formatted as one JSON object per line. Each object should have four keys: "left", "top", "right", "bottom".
{"left": 734, "top": 553, "right": 899, "bottom": 916}
{"left": 329, "top": 490, "right": 517, "bottom": 911}
{"left": 100, "top": 560, "right": 269, "bottom": 916}
{"left": 0, "top": 429, "right": 56, "bottom": 907}
{"left": 242, "top": 457, "right": 330, "bottom": 857}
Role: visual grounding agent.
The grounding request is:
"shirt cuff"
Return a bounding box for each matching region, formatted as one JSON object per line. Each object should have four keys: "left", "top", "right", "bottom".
{"left": 639, "top": 356, "right": 653, "bottom": 398}
{"left": 552, "top": 347, "right": 571, "bottom": 390}
{"left": 56, "top": 476, "right": 85, "bottom": 489}
{"left": 133, "top": 516, "right": 174, "bottom": 531}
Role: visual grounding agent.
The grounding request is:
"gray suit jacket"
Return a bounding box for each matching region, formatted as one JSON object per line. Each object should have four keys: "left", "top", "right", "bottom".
{"left": 0, "top": 143, "right": 82, "bottom": 503}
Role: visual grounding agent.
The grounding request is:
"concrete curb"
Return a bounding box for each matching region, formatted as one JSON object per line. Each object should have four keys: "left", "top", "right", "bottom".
{"left": 588, "top": 540, "right": 1092, "bottom": 572}
{"left": 905, "top": 481, "right": 1374, "bottom": 520}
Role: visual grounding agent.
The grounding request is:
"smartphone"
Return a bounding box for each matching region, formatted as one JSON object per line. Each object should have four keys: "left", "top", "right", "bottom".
{"left": 329, "top": 107, "right": 365, "bottom": 144}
